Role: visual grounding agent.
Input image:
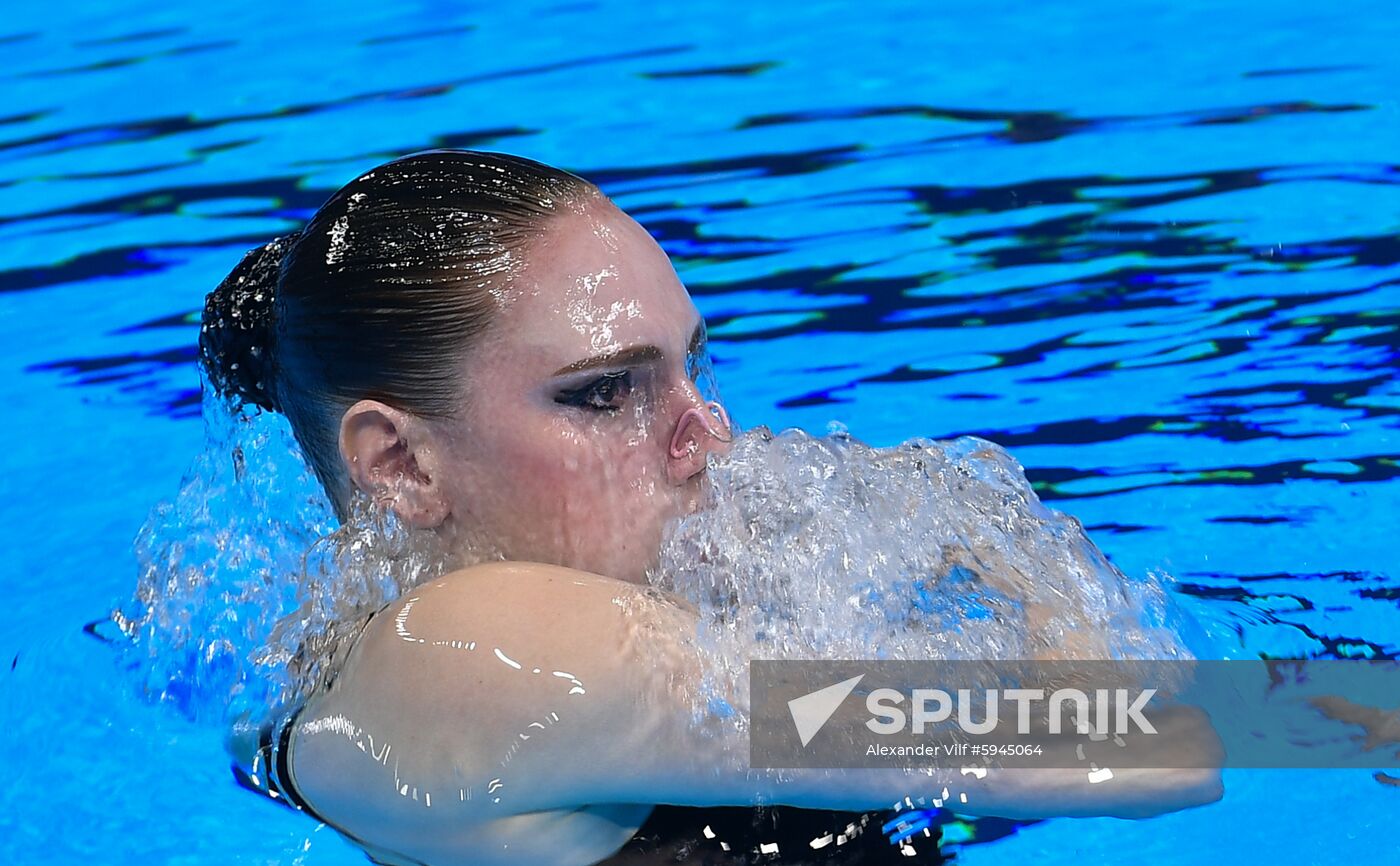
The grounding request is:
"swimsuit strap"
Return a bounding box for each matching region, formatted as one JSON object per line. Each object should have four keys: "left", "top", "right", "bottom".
{"left": 230, "top": 608, "right": 434, "bottom": 866}
{"left": 228, "top": 703, "right": 324, "bottom": 820}
{"left": 229, "top": 705, "right": 432, "bottom": 866}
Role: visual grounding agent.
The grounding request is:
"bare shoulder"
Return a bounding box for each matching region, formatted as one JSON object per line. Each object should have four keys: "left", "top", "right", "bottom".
{"left": 378, "top": 561, "right": 655, "bottom": 631}
{"left": 350, "top": 561, "right": 688, "bottom": 686}
{"left": 302, "top": 561, "right": 652, "bottom": 757}
{"left": 287, "top": 561, "right": 692, "bottom": 861}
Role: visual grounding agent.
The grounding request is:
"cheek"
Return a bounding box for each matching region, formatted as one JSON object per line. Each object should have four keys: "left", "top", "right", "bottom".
{"left": 551, "top": 417, "right": 670, "bottom": 504}
{"left": 483, "top": 416, "right": 666, "bottom": 520}
{"left": 443, "top": 393, "right": 684, "bottom": 580}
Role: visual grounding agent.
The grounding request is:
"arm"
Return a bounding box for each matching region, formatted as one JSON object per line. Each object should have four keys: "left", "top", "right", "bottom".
{"left": 287, "top": 562, "right": 1221, "bottom": 865}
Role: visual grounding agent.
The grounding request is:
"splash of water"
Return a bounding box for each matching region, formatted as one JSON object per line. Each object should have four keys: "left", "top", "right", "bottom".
{"left": 111, "top": 384, "right": 450, "bottom": 728}
{"left": 650, "top": 425, "right": 1194, "bottom": 717}
{"left": 116, "top": 380, "right": 1194, "bottom": 743}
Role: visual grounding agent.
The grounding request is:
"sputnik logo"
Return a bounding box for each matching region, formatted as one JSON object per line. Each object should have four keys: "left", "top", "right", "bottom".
{"left": 788, "top": 674, "right": 864, "bottom": 747}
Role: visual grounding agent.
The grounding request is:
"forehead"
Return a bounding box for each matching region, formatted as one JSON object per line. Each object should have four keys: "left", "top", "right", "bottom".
{"left": 491, "top": 200, "right": 699, "bottom": 357}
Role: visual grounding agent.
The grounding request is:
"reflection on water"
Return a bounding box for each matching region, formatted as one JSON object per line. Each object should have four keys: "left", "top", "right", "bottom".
{"left": 2, "top": 0, "right": 1398, "bottom": 863}
{"left": 11, "top": 12, "right": 1393, "bottom": 654}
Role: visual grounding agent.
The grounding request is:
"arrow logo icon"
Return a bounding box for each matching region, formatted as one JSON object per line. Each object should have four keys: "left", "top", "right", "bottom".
{"left": 788, "top": 674, "right": 864, "bottom": 747}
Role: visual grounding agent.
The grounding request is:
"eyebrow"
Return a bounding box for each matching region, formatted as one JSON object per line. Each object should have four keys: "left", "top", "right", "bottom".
{"left": 551, "top": 320, "right": 705, "bottom": 377}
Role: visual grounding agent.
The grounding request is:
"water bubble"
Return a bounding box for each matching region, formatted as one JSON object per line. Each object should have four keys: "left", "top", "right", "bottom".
{"left": 650, "top": 426, "right": 1191, "bottom": 726}
{"left": 112, "top": 379, "right": 452, "bottom": 732}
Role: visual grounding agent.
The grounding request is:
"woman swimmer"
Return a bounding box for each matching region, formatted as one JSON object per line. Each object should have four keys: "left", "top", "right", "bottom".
{"left": 203, "top": 149, "right": 1222, "bottom": 866}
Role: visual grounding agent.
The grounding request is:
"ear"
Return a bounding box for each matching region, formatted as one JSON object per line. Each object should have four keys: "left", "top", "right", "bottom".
{"left": 339, "top": 399, "right": 451, "bottom": 529}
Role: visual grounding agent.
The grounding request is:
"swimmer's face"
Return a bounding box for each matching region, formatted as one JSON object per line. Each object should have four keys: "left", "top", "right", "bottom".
{"left": 427, "top": 197, "right": 730, "bottom": 583}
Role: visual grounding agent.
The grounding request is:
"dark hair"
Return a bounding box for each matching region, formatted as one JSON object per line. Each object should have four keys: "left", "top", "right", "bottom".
{"left": 200, "top": 149, "right": 601, "bottom": 516}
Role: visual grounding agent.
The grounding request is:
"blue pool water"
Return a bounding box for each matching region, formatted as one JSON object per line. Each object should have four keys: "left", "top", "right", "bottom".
{"left": 1, "top": 0, "right": 1396, "bottom": 862}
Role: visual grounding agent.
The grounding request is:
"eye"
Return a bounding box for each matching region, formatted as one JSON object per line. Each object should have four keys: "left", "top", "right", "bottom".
{"left": 556, "top": 371, "right": 633, "bottom": 413}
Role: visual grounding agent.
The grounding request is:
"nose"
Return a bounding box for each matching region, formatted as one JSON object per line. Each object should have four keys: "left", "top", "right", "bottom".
{"left": 667, "top": 398, "right": 733, "bottom": 484}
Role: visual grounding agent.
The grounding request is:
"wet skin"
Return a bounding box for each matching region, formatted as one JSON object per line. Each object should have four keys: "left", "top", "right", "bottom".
{"left": 339, "top": 195, "right": 731, "bottom": 585}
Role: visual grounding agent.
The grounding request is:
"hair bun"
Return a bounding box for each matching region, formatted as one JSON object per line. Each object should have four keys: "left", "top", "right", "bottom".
{"left": 199, "top": 232, "right": 300, "bottom": 412}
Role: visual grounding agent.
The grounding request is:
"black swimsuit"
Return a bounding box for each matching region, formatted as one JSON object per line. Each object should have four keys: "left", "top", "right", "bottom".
{"left": 231, "top": 713, "right": 948, "bottom": 866}
{"left": 607, "top": 803, "right": 948, "bottom": 865}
